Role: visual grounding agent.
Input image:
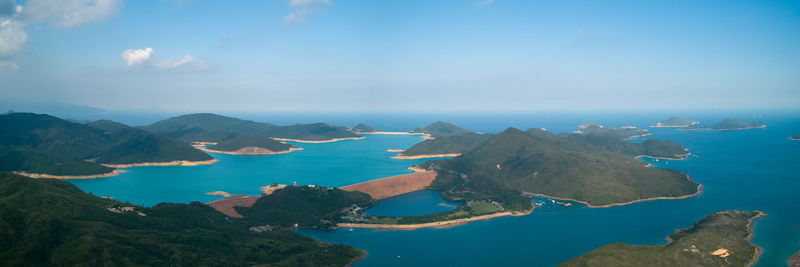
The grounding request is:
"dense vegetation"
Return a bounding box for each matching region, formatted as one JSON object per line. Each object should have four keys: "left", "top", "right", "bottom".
{"left": 559, "top": 210, "right": 762, "bottom": 267}
{"left": 577, "top": 123, "right": 649, "bottom": 139}
{"left": 401, "top": 132, "right": 491, "bottom": 156}
{"left": 421, "top": 128, "right": 698, "bottom": 208}
{"left": 0, "top": 113, "right": 211, "bottom": 176}
{"left": 574, "top": 133, "right": 689, "bottom": 159}
{"left": 654, "top": 117, "right": 698, "bottom": 127}
{"left": 412, "top": 121, "right": 473, "bottom": 137}
{"left": 0, "top": 172, "right": 363, "bottom": 266}
{"left": 144, "top": 113, "right": 360, "bottom": 141}
{"left": 689, "top": 119, "right": 766, "bottom": 130}
{"left": 351, "top": 123, "right": 379, "bottom": 133}
{"left": 208, "top": 135, "right": 294, "bottom": 152}
{"left": 237, "top": 186, "right": 376, "bottom": 229}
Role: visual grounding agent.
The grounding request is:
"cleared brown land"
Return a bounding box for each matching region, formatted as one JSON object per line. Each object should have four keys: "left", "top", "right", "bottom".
{"left": 207, "top": 194, "right": 259, "bottom": 218}
{"left": 340, "top": 171, "right": 437, "bottom": 199}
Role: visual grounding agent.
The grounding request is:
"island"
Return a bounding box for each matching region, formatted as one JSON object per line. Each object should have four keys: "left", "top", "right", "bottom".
{"left": 144, "top": 113, "right": 362, "bottom": 143}
{"left": 351, "top": 123, "right": 380, "bottom": 133}
{"left": 393, "top": 122, "right": 488, "bottom": 159}
{"left": 559, "top": 210, "right": 765, "bottom": 267}
{"left": 576, "top": 123, "right": 651, "bottom": 140}
{"left": 685, "top": 119, "right": 766, "bottom": 130}
{"left": 0, "top": 172, "right": 364, "bottom": 266}
{"left": 0, "top": 113, "right": 215, "bottom": 178}
{"left": 193, "top": 136, "right": 302, "bottom": 155}
{"left": 418, "top": 127, "right": 699, "bottom": 209}
{"left": 791, "top": 134, "right": 800, "bottom": 141}
{"left": 651, "top": 117, "right": 700, "bottom": 128}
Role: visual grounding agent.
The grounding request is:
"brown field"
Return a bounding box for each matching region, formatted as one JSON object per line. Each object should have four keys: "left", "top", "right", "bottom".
{"left": 340, "top": 171, "right": 437, "bottom": 199}
{"left": 207, "top": 194, "right": 259, "bottom": 218}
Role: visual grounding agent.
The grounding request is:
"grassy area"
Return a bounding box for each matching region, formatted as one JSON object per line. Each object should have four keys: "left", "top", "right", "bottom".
{"left": 363, "top": 200, "right": 507, "bottom": 225}
{"left": 559, "top": 210, "right": 763, "bottom": 267}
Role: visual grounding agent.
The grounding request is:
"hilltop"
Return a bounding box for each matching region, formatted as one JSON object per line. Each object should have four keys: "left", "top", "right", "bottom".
{"left": 0, "top": 113, "right": 212, "bottom": 176}
{"left": 144, "top": 113, "right": 361, "bottom": 142}
{"left": 420, "top": 128, "right": 699, "bottom": 209}
{"left": 411, "top": 121, "right": 473, "bottom": 137}
{"left": 559, "top": 210, "right": 764, "bottom": 267}
{"left": 0, "top": 172, "right": 363, "bottom": 265}
{"left": 652, "top": 117, "right": 699, "bottom": 127}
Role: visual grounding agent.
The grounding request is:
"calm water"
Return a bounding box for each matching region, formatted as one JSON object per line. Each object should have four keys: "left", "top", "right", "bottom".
{"left": 364, "top": 190, "right": 460, "bottom": 217}
{"left": 66, "top": 110, "right": 799, "bottom": 266}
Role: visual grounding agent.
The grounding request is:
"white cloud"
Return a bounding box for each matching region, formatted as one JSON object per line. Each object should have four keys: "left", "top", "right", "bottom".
{"left": 121, "top": 47, "right": 154, "bottom": 67}
{"left": 122, "top": 47, "right": 209, "bottom": 71}
{"left": 285, "top": 0, "right": 331, "bottom": 25}
{"left": 0, "top": 18, "right": 26, "bottom": 58}
{"left": 22, "top": 0, "right": 121, "bottom": 28}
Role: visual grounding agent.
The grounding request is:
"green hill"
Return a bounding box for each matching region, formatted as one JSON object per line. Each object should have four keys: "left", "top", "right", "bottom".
{"left": 237, "top": 186, "right": 375, "bottom": 229}
{"left": 709, "top": 119, "right": 765, "bottom": 130}
{"left": 0, "top": 172, "right": 362, "bottom": 266}
{"left": 577, "top": 123, "right": 649, "bottom": 139}
{"left": 412, "top": 121, "right": 473, "bottom": 137}
{"left": 652, "top": 117, "right": 699, "bottom": 127}
{"left": 352, "top": 123, "right": 380, "bottom": 133}
{"left": 144, "top": 113, "right": 360, "bottom": 142}
{"left": 559, "top": 210, "right": 763, "bottom": 267}
{"left": 574, "top": 133, "right": 689, "bottom": 159}
{"left": 0, "top": 113, "right": 211, "bottom": 176}
{"left": 401, "top": 132, "right": 491, "bottom": 156}
{"left": 421, "top": 128, "right": 698, "bottom": 209}
{"left": 207, "top": 136, "right": 294, "bottom": 152}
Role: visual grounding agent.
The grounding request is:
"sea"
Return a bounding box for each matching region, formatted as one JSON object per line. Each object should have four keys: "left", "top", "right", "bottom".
{"left": 62, "top": 109, "right": 799, "bottom": 266}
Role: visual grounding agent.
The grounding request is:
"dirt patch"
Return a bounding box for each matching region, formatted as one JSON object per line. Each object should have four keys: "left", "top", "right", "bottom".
{"left": 207, "top": 194, "right": 259, "bottom": 218}
{"left": 340, "top": 171, "right": 437, "bottom": 200}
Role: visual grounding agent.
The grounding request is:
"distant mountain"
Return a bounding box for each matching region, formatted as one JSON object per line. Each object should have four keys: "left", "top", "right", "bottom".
{"left": 144, "top": 113, "right": 360, "bottom": 142}
{"left": 576, "top": 123, "right": 649, "bottom": 140}
{"left": 560, "top": 210, "right": 764, "bottom": 267}
{"left": 651, "top": 117, "right": 699, "bottom": 127}
{"left": 420, "top": 128, "right": 698, "bottom": 209}
{"left": 708, "top": 119, "right": 765, "bottom": 130}
{"left": 0, "top": 113, "right": 212, "bottom": 176}
{"left": 352, "top": 123, "right": 380, "bottom": 133}
{"left": 401, "top": 132, "right": 491, "bottom": 156}
{"left": 0, "top": 172, "right": 363, "bottom": 265}
{"left": 412, "top": 121, "right": 472, "bottom": 137}
{"left": 0, "top": 99, "right": 105, "bottom": 117}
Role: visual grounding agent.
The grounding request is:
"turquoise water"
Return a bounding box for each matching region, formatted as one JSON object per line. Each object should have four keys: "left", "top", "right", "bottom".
{"left": 68, "top": 134, "right": 436, "bottom": 206}
{"left": 364, "top": 190, "right": 460, "bottom": 217}
{"left": 67, "top": 111, "right": 799, "bottom": 266}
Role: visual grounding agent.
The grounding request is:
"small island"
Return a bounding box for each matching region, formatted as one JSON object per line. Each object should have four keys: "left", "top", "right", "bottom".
{"left": 559, "top": 210, "right": 765, "bottom": 267}
{"left": 651, "top": 117, "right": 699, "bottom": 128}
{"left": 576, "top": 123, "right": 651, "bottom": 140}
{"left": 791, "top": 134, "right": 800, "bottom": 141}
{"left": 685, "top": 119, "right": 766, "bottom": 130}
{"left": 192, "top": 136, "right": 302, "bottom": 155}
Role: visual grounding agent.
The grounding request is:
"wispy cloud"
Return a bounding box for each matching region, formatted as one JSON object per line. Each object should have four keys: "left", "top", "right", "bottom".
{"left": 22, "top": 0, "right": 122, "bottom": 28}
{"left": 121, "top": 47, "right": 210, "bottom": 71}
{"left": 284, "top": 0, "right": 331, "bottom": 25}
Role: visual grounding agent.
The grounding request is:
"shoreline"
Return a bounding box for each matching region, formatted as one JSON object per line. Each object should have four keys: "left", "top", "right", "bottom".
{"left": 392, "top": 153, "right": 461, "bottom": 159}
{"left": 194, "top": 145, "right": 303, "bottom": 155}
{"left": 623, "top": 132, "right": 652, "bottom": 140}
{"left": 635, "top": 153, "right": 691, "bottom": 161}
{"left": 747, "top": 211, "right": 768, "bottom": 267}
{"left": 337, "top": 210, "right": 530, "bottom": 230}
{"left": 524, "top": 174, "right": 702, "bottom": 208}
{"left": 14, "top": 169, "right": 127, "bottom": 179}
{"left": 272, "top": 137, "right": 365, "bottom": 143}
{"left": 101, "top": 159, "right": 219, "bottom": 168}
{"left": 345, "top": 250, "right": 367, "bottom": 267}
{"left": 679, "top": 125, "right": 767, "bottom": 131}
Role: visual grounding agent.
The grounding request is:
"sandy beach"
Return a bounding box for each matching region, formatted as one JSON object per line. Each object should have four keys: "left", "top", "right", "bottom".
{"left": 206, "top": 191, "right": 231, "bottom": 197}
{"left": 13, "top": 169, "right": 127, "bottom": 179}
{"left": 524, "top": 174, "right": 702, "bottom": 208}
{"left": 386, "top": 149, "right": 405, "bottom": 152}
{"left": 272, "top": 137, "right": 365, "bottom": 143}
{"left": 193, "top": 144, "right": 303, "bottom": 155}
{"left": 392, "top": 153, "right": 461, "bottom": 159}
{"left": 338, "top": 211, "right": 520, "bottom": 230}
{"left": 101, "top": 159, "right": 218, "bottom": 168}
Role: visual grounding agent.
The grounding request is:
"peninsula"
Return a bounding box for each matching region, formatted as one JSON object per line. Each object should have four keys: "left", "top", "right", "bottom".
{"left": 0, "top": 113, "right": 214, "bottom": 178}
{"left": 559, "top": 210, "right": 765, "bottom": 267}
{"left": 394, "top": 122, "right": 489, "bottom": 159}
{"left": 651, "top": 117, "right": 700, "bottom": 128}
{"left": 684, "top": 119, "right": 766, "bottom": 130}
{"left": 351, "top": 123, "right": 380, "bottom": 133}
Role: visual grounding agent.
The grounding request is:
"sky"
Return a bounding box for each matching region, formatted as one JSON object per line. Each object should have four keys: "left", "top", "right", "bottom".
{"left": 0, "top": 0, "right": 798, "bottom": 112}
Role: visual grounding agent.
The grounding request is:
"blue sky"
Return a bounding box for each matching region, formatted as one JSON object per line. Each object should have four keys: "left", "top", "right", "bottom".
{"left": 0, "top": 0, "right": 798, "bottom": 111}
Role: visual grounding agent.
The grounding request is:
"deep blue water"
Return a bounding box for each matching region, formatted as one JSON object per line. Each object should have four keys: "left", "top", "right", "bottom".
{"left": 364, "top": 190, "right": 460, "bottom": 217}
{"left": 64, "top": 110, "right": 799, "bottom": 266}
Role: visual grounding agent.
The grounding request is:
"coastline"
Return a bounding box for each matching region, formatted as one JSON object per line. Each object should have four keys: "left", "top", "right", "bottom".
{"left": 635, "top": 153, "right": 691, "bottom": 161}
{"left": 392, "top": 153, "right": 461, "bottom": 159}
{"left": 747, "top": 211, "right": 768, "bottom": 267}
{"left": 337, "top": 210, "right": 529, "bottom": 230}
{"left": 623, "top": 132, "right": 652, "bottom": 140}
{"left": 524, "top": 174, "right": 702, "bottom": 208}
{"left": 194, "top": 145, "right": 303, "bottom": 155}
{"left": 272, "top": 137, "right": 365, "bottom": 143}
{"left": 679, "top": 125, "right": 767, "bottom": 131}
{"left": 14, "top": 169, "right": 126, "bottom": 179}
{"left": 345, "top": 250, "right": 368, "bottom": 267}
{"left": 101, "top": 159, "right": 218, "bottom": 168}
